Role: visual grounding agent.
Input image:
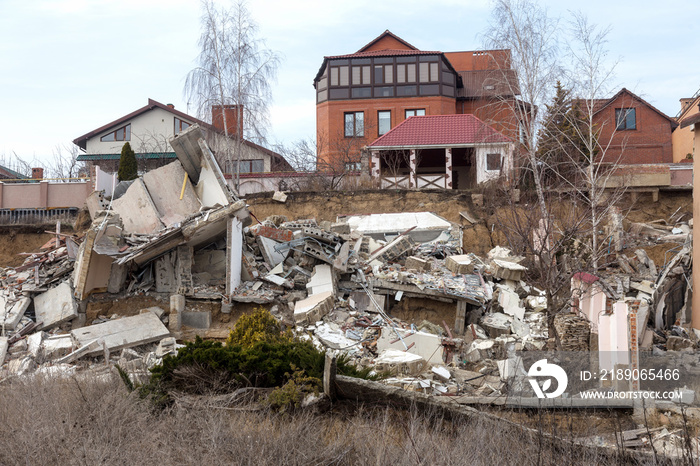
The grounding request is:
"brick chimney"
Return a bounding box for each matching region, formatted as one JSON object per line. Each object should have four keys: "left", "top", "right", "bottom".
{"left": 212, "top": 104, "right": 243, "bottom": 137}
{"left": 32, "top": 167, "right": 44, "bottom": 179}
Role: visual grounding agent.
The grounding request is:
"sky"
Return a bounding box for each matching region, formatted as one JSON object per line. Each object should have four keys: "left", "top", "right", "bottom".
{"left": 1, "top": 0, "right": 698, "bottom": 166}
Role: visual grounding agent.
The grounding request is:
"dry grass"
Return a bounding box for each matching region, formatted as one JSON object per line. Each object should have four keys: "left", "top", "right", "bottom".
{"left": 0, "top": 374, "right": 667, "bottom": 465}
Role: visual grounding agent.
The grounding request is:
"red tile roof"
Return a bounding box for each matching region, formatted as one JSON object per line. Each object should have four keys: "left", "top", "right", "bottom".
{"left": 369, "top": 114, "right": 510, "bottom": 148}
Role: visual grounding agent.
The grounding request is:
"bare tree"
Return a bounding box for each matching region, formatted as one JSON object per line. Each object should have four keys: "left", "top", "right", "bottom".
{"left": 560, "top": 12, "right": 624, "bottom": 270}
{"left": 184, "top": 0, "right": 280, "bottom": 191}
{"left": 47, "top": 144, "right": 86, "bottom": 180}
{"left": 482, "top": 0, "right": 561, "bottom": 220}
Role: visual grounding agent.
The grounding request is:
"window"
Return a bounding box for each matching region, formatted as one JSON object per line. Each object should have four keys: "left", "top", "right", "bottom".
{"left": 345, "top": 162, "right": 361, "bottom": 171}
{"left": 344, "top": 112, "right": 364, "bottom": 137}
{"left": 405, "top": 109, "right": 425, "bottom": 118}
{"left": 374, "top": 65, "right": 393, "bottom": 84}
{"left": 100, "top": 124, "right": 131, "bottom": 142}
{"left": 378, "top": 111, "right": 391, "bottom": 136}
{"left": 615, "top": 108, "right": 636, "bottom": 130}
{"left": 330, "top": 66, "right": 349, "bottom": 86}
{"left": 174, "top": 117, "right": 190, "bottom": 134}
{"left": 486, "top": 153, "right": 502, "bottom": 171}
{"left": 418, "top": 63, "right": 437, "bottom": 82}
{"left": 228, "top": 159, "right": 264, "bottom": 174}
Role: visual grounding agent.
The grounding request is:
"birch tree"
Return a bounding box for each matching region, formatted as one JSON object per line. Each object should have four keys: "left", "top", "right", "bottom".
{"left": 184, "top": 0, "right": 280, "bottom": 191}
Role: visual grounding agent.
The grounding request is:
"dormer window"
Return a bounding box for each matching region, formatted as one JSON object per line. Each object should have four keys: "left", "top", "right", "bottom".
{"left": 174, "top": 117, "right": 190, "bottom": 134}
{"left": 100, "top": 124, "right": 131, "bottom": 142}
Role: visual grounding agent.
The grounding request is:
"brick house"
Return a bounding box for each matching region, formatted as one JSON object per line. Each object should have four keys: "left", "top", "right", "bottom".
{"left": 672, "top": 92, "right": 700, "bottom": 162}
{"left": 586, "top": 88, "right": 677, "bottom": 165}
{"left": 313, "top": 30, "right": 522, "bottom": 176}
{"left": 73, "top": 98, "right": 291, "bottom": 179}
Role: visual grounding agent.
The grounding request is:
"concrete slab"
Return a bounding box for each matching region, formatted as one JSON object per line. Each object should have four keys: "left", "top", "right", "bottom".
{"left": 194, "top": 139, "right": 232, "bottom": 208}
{"left": 34, "top": 281, "right": 78, "bottom": 330}
{"left": 71, "top": 312, "right": 170, "bottom": 356}
{"left": 0, "top": 296, "right": 30, "bottom": 330}
{"left": 142, "top": 161, "right": 201, "bottom": 227}
{"left": 377, "top": 328, "right": 444, "bottom": 365}
{"left": 181, "top": 311, "right": 212, "bottom": 329}
{"left": 112, "top": 178, "right": 164, "bottom": 235}
{"left": 0, "top": 337, "right": 7, "bottom": 366}
{"left": 343, "top": 212, "right": 452, "bottom": 243}
{"left": 293, "top": 291, "right": 334, "bottom": 324}
{"left": 256, "top": 236, "right": 288, "bottom": 267}
{"left": 306, "top": 264, "right": 335, "bottom": 295}
{"left": 374, "top": 349, "right": 427, "bottom": 376}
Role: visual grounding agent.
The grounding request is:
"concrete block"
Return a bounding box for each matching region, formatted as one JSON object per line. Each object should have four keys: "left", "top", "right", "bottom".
{"left": 169, "top": 294, "right": 184, "bottom": 332}
{"left": 176, "top": 245, "right": 194, "bottom": 295}
{"left": 374, "top": 349, "right": 427, "bottom": 376}
{"left": 272, "top": 191, "right": 288, "bottom": 203}
{"left": 42, "top": 335, "right": 74, "bottom": 359}
{"left": 368, "top": 235, "right": 415, "bottom": 264}
{"left": 293, "top": 291, "right": 334, "bottom": 325}
{"left": 56, "top": 339, "right": 100, "bottom": 364}
{"left": 490, "top": 259, "right": 527, "bottom": 281}
{"left": 377, "top": 328, "right": 444, "bottom": 365}
{"left": 156, "top": 337, "right": 178, "bottom": 357}
{"left": 405, "top": 256, "right": 431, "bottom": 272}
{"left": 71, "top": 312, "right": 170, "bottom": 356}
{"left": 34, "top": 281, "right": 78, "bottom": 330}
{"left": 446, "top": 255, "right": 473, "bottom": 274}
{"left": 181, "top": 310, "right": 212, "bottom": 329}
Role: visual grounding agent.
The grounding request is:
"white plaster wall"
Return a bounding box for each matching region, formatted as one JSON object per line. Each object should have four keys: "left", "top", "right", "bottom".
{"left": 476, "top": 143, "right": 513, "bottom": 184}
{"left": 86, "top": 108, "right": 195, "bottom": 155}
{"left": 207, "top": 134, "right": 273, "bottom": 172}
{"left": 598, "top": 301, "right": 629, "bottom": 373}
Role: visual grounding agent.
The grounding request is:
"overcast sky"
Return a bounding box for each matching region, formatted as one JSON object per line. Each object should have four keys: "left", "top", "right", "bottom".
{"left": 1, "top": 0, "right": 698, "bottom": 166}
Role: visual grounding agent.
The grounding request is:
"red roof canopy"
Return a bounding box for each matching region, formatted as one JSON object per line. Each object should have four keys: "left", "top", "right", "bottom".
{"left": 368, "top": 114, "right": 510, "bottom": 148}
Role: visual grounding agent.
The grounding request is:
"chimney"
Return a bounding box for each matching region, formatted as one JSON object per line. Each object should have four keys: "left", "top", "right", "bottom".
{"left": 212, "top": 104, "right": 243, "bottom": 137}
{"left": 166, "top": 103, "right": 175, "bottom": 109}
{"left": 32, "top": 167, "right": 44, "bottom": 179}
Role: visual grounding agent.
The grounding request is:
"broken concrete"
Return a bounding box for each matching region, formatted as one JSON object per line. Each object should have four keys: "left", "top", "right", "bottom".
{"left": 71, "top": 312, "right": 170, "bottom": 357}
{"left": 34, "top": 281, "right": 78, "bottom": 330}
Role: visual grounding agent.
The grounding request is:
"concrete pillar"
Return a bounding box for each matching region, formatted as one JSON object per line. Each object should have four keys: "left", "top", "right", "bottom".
{"left": 455, "top": 300, "right": 467, "bottom": 334}
{"left": 169, "top": 294, "right": 185, "bottom": 332}
{"left": 226, "top": 217, "right": 243, "bottom": 295}
{"left": 39, "top": 180, "right": 49, "bottom": 208}
{"left": 445, "top": 148, "right": 453, "bottom": 189}
{"left": 0, "top": 181, "right": 3, "bottom": 208}
{"left": 409, "top": 149, "right": 416, "bottom": 188}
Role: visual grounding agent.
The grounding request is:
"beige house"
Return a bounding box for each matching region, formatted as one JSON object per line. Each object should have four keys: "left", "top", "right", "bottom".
{"left": 672, "top": 93, "right": 700, "bottom": 162}
{"left": 73, "top": 98, "right": 291, "bottom": 178}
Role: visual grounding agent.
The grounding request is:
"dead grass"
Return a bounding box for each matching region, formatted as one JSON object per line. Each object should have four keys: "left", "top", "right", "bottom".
{"left": 0, "top": 373, "right": 670, "bottom": 465}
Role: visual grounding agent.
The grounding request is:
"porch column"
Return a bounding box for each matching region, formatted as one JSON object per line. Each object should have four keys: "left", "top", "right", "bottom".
{"left": 370, "top": 150, "right": 380, "bottom": 180}
{"left": 409, "top": 149, "right": 416, "bottom": 189}
{"left": 445, "top": 148, "right": 453, "bottom": 189}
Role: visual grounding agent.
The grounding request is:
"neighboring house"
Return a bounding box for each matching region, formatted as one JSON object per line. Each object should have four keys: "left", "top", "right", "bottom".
{"left": 672, "top": 91, "right": 700, "bottom": 162}
{"left": 313, "top": 30, "right": 522, "bottom": 174}
{"left": 366, "top": 114, "right": 513, "bottom": 189}
{"left": 0, "top": 164, "right": 29, "bottom": 182}
{"left": 584, "top": 88, "right": 677, "bottom": 165}
{"left": 73, "top": 98, "right": 291, "bottom": 182}
{"left": 689, "top": 108, "right": 700, "bottom": 328}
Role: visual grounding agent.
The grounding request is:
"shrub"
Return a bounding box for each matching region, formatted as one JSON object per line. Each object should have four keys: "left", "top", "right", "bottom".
{"left": 225, "top": 306, "right": 292, "bottom": 348}
{"left": 117, "top": 142, "right": 137, "bottom": 181}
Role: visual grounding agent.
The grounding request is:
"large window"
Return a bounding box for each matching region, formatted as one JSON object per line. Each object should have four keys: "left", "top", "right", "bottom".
{"left": 174, "top": 117, "right": 190, "bottom": 134}
{"left": 378, "top": 111, "right": 391, "bottom": 136}
{"left": 615, "top": 108, "right": 636, "bottom": 130}
{"left": 405, "top": 109, "right": 425, "bottom": 118}
{"left": 100, "top": 124, "right": 131, "bottom": 142}
{"left": 227, "top": 159, "right": 264, "bottom": 174}
{"left": 344, "top": 112, "right": 364, "bottom": 137}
